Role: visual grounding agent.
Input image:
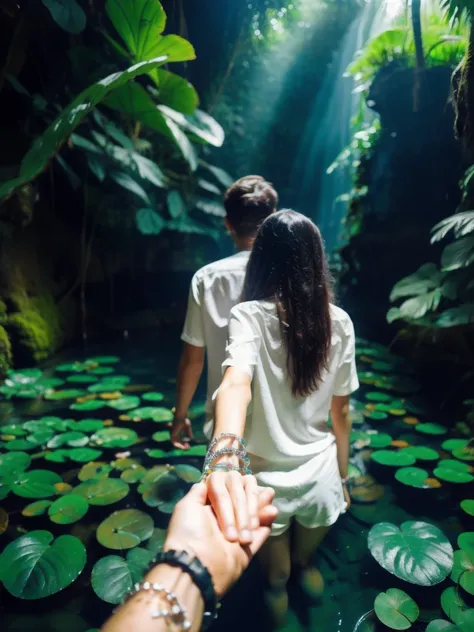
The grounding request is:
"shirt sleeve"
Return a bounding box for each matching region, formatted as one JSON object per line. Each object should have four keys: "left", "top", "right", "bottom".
{"left": 333, "top": 316, "right": 359, "bottom": 396}
{"left": 181, "top": 273, "right": 206, "bottom": 348}
{"left": 222, "top": 304, "right": 261, "bottom": 379}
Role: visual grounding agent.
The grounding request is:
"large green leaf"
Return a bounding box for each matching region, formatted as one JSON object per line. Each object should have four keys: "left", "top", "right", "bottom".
{"left": 451, "top": 549, "right": 474, "bottom": 595}
{"left": 167, "top": 190, "right": 186, "bottom": 218}
{"left": 136, "top": 208, "right": 166, "bottom": 235}
{"left": 159, "top": 105, "right": 225, "bottom": 147}
{"left": 92, "top": 427, "right": 138, "bottom": 448}
{"left": 48, "top": 494, "right": 89, "bottom": 525}
{"left": 13, "top": 470, "right": 63, "bottom": 499}
{"left": 441, "top": 236, "right": 474, "bottom": 271}
{"left": 140, "top": 471, "right": 184, "bottom": 511}
{"left": 0, "top": 57, "right": 167, "bottom": 200}
{"left": 91, "top": 548, "right": 154, "bottom": 604}
{"left": 431, "top": 211, "right": 474, "bottom": 243}
{"left": 107, "top": 395, "right": 141, "bottom": 411}
{"left": 131, "top": 407, "right": 173, "bottom": 422}
{"left": 41, "top": 0, "right": 86, "bottom": 34}
{"left": 425, "top": 621, "right": 462, "bottom": 631}
{"left": 390, "top": 263, "right": 442, "bottom": 301}
{"left": 0, "top": 531, "right": 86, "bottom": 599}
{"left": 436, "top": 303, "right": 474, "bottom": 327}
{"left": 150, "top": 69, "right": 199, "bottom": 113}
{"left": 368, "top": 521, "right": 454, "bottom": 586}
{"left": 74, "top": 477, "right": 130, "bottom": 505}
{"left": 0, "top": 452, "right": 31, "bottom": 476}
{"left": 97, "top": 509, "right": 154, "bottom": 550}
{"left": 109, "top": 170, "right": 151, "bottom": 204}
{"left": 374, "top": 588, "right": 419, "bottom": 630}
{"left": 106, "top": 0, "right": 166, "bottom": 60}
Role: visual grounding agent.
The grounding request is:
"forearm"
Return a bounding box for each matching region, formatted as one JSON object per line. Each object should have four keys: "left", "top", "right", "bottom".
{"left": 175, "top": 353, "right": 204, "bottom": 419}
{"left": 331, "top": 399, "right": 352, "bottom": 479}
{"left": 101, "top": 563, "right": 204, "bottom": 632}
{"left": 213, "top": 381, "right": 250, "bottom": 440}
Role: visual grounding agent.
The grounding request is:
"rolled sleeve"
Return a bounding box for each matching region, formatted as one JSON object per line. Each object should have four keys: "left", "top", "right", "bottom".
{"left": 181, "top": 273, "right": 206, "bottom": 348}
{"left": 333, "top": 317, "right": 359, "bottom": 396}
{"left": 222, "top": 304, "right": 261, "bottom": 379}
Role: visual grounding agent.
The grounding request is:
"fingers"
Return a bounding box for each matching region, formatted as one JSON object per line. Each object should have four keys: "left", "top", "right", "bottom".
{"left": 248, "top": 526, "right": 272, "bottom": 556}
{"left": 186, "top": 482, "right": 207, "bottom": 505}
{"left": 171, "top": 420, "right": 190, "bottom": 450}
{"left": 207, "top": 473, "right": 239, "bottom": 542}
{"left": 227, "top": 472, "right": 252, "bottom": 544}
{"left": 243, "top": 475, "right": 259, "bottom": 530}
{"left": 258, "top": 504, "right": 279, "bottom": 528}
{"left": 257, "top": 486, "right": 275, "bottom": 510}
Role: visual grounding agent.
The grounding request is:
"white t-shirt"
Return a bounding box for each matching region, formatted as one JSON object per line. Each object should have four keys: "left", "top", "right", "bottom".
{"left": 181, "top": 250, "right": 251, "bottom": 414}
{"left": 219, "top": 300, "right": 359, "bottom": 466}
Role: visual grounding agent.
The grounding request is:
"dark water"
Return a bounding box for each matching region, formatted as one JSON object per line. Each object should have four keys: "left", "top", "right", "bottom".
{"left": 0, "top": 330, "right": 471, "bottom": 632}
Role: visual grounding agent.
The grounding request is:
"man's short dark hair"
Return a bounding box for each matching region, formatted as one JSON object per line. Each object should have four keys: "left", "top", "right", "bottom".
{"left": 224, "top": 175, "right": 278, "bottom": 238}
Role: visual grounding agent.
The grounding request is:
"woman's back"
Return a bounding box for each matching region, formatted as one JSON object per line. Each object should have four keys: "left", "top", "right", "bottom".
{"left": 223, "top": 299, "right": 358, "bottom": 465}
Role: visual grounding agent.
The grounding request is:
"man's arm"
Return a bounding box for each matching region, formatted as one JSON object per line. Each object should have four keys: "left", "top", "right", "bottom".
{"left": 171, "top": 343, "right": 205, "bottom": 449}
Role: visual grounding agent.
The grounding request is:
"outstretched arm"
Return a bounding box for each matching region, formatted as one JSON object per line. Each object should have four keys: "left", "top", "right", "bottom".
{"left": 331, "top": 394, "right": 351, "bottom": 482}
{"left": 171, "top": 343, "right": 205, "bottom": 449}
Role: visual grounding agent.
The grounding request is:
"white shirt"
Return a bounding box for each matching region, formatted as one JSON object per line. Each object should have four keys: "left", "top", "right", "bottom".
{"left": 181, "top": 250, "right": 251, "bottom": 414}
{"left": 219, "top": 300, "right": 359, "bottom": 466}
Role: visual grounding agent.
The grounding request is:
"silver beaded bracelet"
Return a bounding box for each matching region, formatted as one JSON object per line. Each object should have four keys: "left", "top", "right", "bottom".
{"left": 124, "top": 580, "right": 191, "bottom": 630}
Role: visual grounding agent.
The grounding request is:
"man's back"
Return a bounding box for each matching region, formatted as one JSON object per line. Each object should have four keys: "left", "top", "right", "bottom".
{"left": 181, "top": 250, "right": 250, "bottom": 415}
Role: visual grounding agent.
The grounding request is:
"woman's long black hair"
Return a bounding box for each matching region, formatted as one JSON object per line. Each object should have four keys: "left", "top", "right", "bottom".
{"left": 243, "top": 210, "right": 333, "bottom": 397}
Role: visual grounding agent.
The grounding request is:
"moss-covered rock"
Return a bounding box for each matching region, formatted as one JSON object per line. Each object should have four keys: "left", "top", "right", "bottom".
{"left": 4, "top": 288, "right": 64, "bottom": 366}
{"left": 0, "top": 324, "right": 12, "bottom": 375}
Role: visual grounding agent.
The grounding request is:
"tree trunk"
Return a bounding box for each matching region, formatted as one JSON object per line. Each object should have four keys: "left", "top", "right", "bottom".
{"left": 411, "top": 0, "right": 424, "bottom": 111}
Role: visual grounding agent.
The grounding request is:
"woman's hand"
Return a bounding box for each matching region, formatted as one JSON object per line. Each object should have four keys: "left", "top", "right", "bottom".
{"left": 171, "top": 416, "right": 193, "bottom": 449}
{"left": 164, "top": 481, "right": 277, "bottom": 597}
{"left": 205, "top": 471, "right": 259, "bottom": 545}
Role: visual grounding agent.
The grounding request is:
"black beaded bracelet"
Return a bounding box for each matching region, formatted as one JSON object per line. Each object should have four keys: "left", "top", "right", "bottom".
{"left": 149, "top": 549, "right": 219, "bottom": 630}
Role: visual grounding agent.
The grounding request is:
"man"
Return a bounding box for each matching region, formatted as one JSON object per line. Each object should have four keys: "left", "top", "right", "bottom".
{"left": 171, "top": 175, "right": 278, "bottom": 448}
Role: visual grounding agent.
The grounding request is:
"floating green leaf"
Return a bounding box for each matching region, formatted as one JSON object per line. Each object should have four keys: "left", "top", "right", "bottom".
{"left": 74, "top": 477, "right": 129, "bottom": 505}
{"left": 173, "top": 464, "right": 201, "bottom": 483}
{"left": 48, "top": 494, "right": 89, "bottom": 525}
{"left": 425, "top": 620, "right": 462, "bottom": 631}
{"left": 152, "top": 430, "right": 169, "bottom": 443}
{"left": 369, "top": 433, "right": 393, "bottom": 449}
{"left": 48, "top": 431, "right": 89, "bottom": 448}
{"left": 442, "top": 439, "right": 470, "bottom": 453}
{"left": 453, "top": 447, "right": 474, "bottom": 462}
{"left": 401, "top": 446, "right": 439, "bottom": 462}
{"left": 91, "top": 548, "right": 154, "bottom": 604}
{"left": 44, "top": 450, "right": 70, "bottom": 463}
{"left": 142, "top": 392, "right": 165, "bottom": 402}
{"left": 66, "top": 374, "right": 98, "bottom": 384}
{"left": 107, "top": 396, "right": 141, "bottom": 411}
{"left": 435, "top": 461, "right": 474, "bottom": 484}
{"left": 370, "top": 451, "right": 416, "bottom": 467}
{"left": 395, "top": 467, "right": 431, "bottom": 489}
{"left": 141, "top": 471, "right": 184, "bottom": 511}
{"left": 22, "top": 500, "right": 53, "bottom": 517}
{"left": 366, "top": 392, "right": 393, "bottom": 402}
{"left": 415, "top": 423, "right": 447, "bottom": 436}
{"left": 68, "top": 447, "right": 103, "bottom": 463}
{"left": 120, "top": 465, "right": 146, "bottom": 484}
{"left": 441, "top": 587, "right": 474, "bottom": 630}
{"left": 44, "top": 389, "right": 85, "bottom": 401}
{"left": 97, "top": 509, "right": 154, "bottom": 550}
{"left": 70, "top": 400, "right": 105, "bottom": 411}
{"left": 0, "top": 452, "right": 31, "bottom": 475}
{"left": 146, "top": 528, "right": 167, "bottom": 554}
{"left": 368, "top": 521, "right": 453, "bottom": 586}
{"left": 131, "top": 407, "right": 173, "bottom": 422}
{"left": 111, "top": 457, "right": 141, "bottom": 471}
{"left": 374, "top": 588, "right": 419, "bottom": 630}
{"left": 78, "top": 462, "right": 112, "bottom": 481}
{"left": 451, "top": 549, "right": 474, "bottom": 595}
{"left": 74, "top": 419, "right": 105, "bottom": 433}
{"left": 13, "top": 470, "right": 62, "bottom": 499}
{"left": 87, "top": 356, "right": 120, "bottom": 364}
{"left": 0, "top": 531, "right": 86, "bottom": 599}
{"left": 458, "top": 533, "right": 474, "bottom": 551}
{"left": 92, "top": 427, "right": 138, "bottom": 448}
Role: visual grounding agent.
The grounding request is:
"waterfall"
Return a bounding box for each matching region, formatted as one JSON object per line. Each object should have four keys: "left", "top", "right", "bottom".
{"left": 291, "top": 0, "right": 402, "bottom": 252}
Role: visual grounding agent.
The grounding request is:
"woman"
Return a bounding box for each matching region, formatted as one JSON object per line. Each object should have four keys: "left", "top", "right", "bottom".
{"left": 204, "top": 210, "right": 358, "bottom": 624}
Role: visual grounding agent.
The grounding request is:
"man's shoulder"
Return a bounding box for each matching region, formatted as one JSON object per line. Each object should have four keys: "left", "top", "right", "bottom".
{"left": 193, "top": 252, "right": 250, "bottom": 283}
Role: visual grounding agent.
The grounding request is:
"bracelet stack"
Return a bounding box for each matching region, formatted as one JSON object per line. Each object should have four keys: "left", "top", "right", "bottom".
{"left": 202, "top": 432, "right": 252, "bottom": 479}
{"left": 124, "top": 580, "right": 192, "bottom": 630}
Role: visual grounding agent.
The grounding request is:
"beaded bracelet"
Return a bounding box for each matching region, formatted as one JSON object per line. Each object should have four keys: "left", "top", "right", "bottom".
{"left": 202, "top": 433, "right": 252, "bottom": 479}
{"left": 124, "top": 580, "right": 191, "bottom": 630}
{"left": 205, "top": 446, "right": 250, "bottom": 467}
{"left": 202, "top": 462, "right": 252, "bottom": 477}
{"left": 206, "top": 432, "right": 246, "bottom": 454}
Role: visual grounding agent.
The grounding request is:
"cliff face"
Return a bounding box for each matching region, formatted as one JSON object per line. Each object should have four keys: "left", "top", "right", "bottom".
{"left": 340, "top": 65, "right": 465, "bottom": 340}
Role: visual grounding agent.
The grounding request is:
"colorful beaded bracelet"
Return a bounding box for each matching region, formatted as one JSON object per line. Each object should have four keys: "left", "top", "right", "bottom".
{"left": 123, "top": 580, "right": 191, "bottom": 630}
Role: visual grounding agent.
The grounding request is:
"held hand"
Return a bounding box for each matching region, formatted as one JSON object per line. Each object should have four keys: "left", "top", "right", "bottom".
{"left": 171, "top": 416, "right": 193, "bottom": 449}
{"left": 206, "top": 471, "right": 260, "bottom": 545}
{"left": 164, "top": 482, "right": 277, "bottom": 598}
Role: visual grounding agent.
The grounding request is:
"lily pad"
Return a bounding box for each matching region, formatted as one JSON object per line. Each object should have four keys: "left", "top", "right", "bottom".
{"left": 0, "top": 424, "right": 26, "bottom": 437}
{"left": 74, "top": 477, "right": 129, "bottom": 505}
{"left": 364, "top": 411, "right": 389, "bottom": 421}
{"left": 435, "top": 461, "right": 474, "bottom": 484}
{"left": 13, "top": 470, "right": 62, "bottom": 499}
{"left": 0, "top": 452, "right": 31, "bottom": 475}
{"left": 458, "top": 533, "right": 474, "bottom": 551}
{"left": 111, "top": 457, "right": 141, "bottom": 471}
{"left": 401, "top": 446, "right": 439, "bottom": 462}
{"left": 91, "top": 548, "right": 154, "bottom": 604}
{"left": 395, "top": 467, "right": 430, "bottom": 489}
{"left": 44, "top": 450, "right": 70, "bottom": 463}
{"left": 349, "top": 475, "right": 384, "bottom": 503}
{"left": 44, "top": 389, "right": 85, "bottom": 401}
{"left": 22, "top": 500, "right": 53, "bottom": 517}
{"left": 415, "top": 423, "right": 447, "bottom": 436}
{"left": 425, "top": 621, "right": 462, "bottom": 632}
{"left": 78, "top": 462, "right": 112, "bottom": 482}
{"left": 68, "top": 447, "right": 103, "bottom": 463}
{"left": 369, "top": 521, "right": 454, "bottom": 587}
{"left": 92, "top": 427, "right": 138, "bottom": 448}
{"left": 142, "top": 392, "right": 165, "bottom": 402}
{"left": 369, "top": 433, "right": 393, "bottom": 449}
{"left": 451, "top": 549, "right": 474, "bottom": 595}
{"left": 147, "top": 528, "right": 167, "bottom": 554}
{"left": 74, "top": 419, "right": 105, "bottom": 433}
{"left": 452, "top": 447, "right": 474, "bottom": 462}
{"left": 48, "top": 494, "right": 89, "bottom": 525}
{"left": 66, "top": 375, "right": 99, "bottom": 384}
{"left": 442, "top": 439, "right": 470, "bottom": 453}
{"left": 374, "top": 588, "right": 419, "bottom": 630}
{"left": 366, "top": 392, "right": 392, "bottom": 402}
{"left": 89, "top": 367, "right": 115, "bottom": 375}
{"left": 87, "top": 356, "right": 120, "bottom": 364}
{"left": 131, "top": 407, "right": 173, "bottom": 422}
{"left": 0, "top": 531, "right": 86, "bottom": 599}
{"left": 107, "top": 396, "right": 141, "bottom": 411}
{"left": 152, "top": 430, "right": 169, "bottom": 443}
{"left": 371, "top": 451, "right": 417, "bottom": 468}
{"left": 441, "top": 586, "right": 474, "bottom": 630}
{"left": 140, "top": 471, "right": 184, "bottom": 511}
{"left": 120, "top": 465, "right": 146, "bottom": 484}
{"left": 173, "top": 464, "right": 202, "bottom": 483}
{"left": 4, "top": 438, "right": 40, "bottom": 451}
{"left": 96, "top": 509, "right": 154, "bottom": 550}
